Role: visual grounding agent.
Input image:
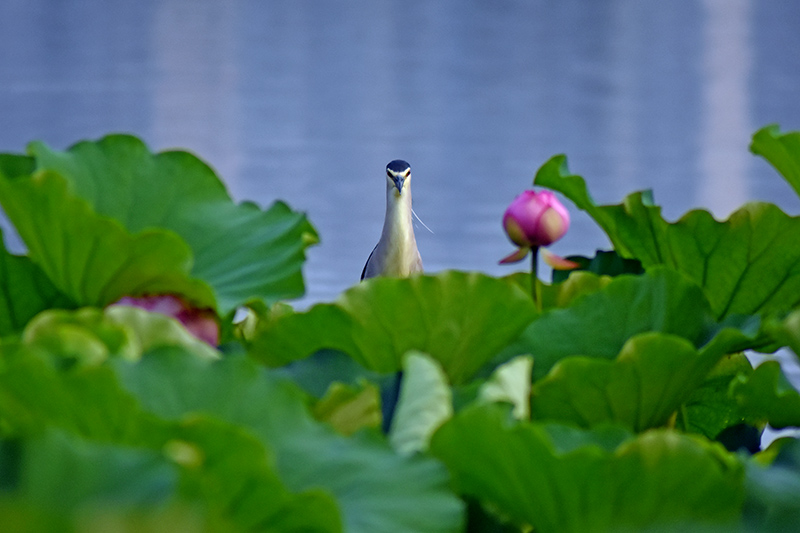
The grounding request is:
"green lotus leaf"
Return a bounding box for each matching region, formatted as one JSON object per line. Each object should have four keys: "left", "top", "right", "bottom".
{"left": 678, "top": 352, "right": 753, "bottom": 441}
{"left": 731, "top": 361, "right": 800, "bottom": 429}
{"left": 9, "top": 429, "right": 176, "bottom": 513}
{"left": 21, "top": 306, "right": 219, "bottom": 366}
{"left": 2, "top": 427, "right": 340, "bottom": 533}
{"left": 313, "top": 380, "right": 382, "bottom": 436}
{"left": 170, "top": 416, "right": 342, "bottom": 532}
{"left": 103, "top": 305, "right": 220, "bottom": 360}
{"left": 531, "top": 332, "right": 725, "bottom": 432}
{"left": 430, "top": 403, "right": 744, "bottom": 532}
{"left": 273, "top": 349, "right": 387, "bottom": 400}
{"left": 0, "top": 166, "right": 214, "bottom": 309}
{"left": 2, "top": 423, "right": 340, "bottom": 533}
{"left": 0, "top": 401, "right": 340, "bottom": 532}
{"left": 389, "top": 352, "right": 453, "bottom": 456}
{"left": 535, "top": 154, "right": 800, "bottom": 319}
{"left": 0, "top": 135, "right": 318, "bottom": 315}
{"left": 764, "top": 309, "right": 800, "bottom": 360}
{"left": 0, "top": 501, "right": 69, "bottom": 533}
{"left": 504, "top": 268, "right": 720, "bottom": 380}
{"left": 0, "top": 339, "right": 170, "bottom": 445}
{"left": 22, "top": 308, "right": 136, "bottom": 366}
{"left": 750, "top": 124, "right": 800, "bottom": 198}
{"left": 478, "top": 355, "right": 533, "bottom": 420}
{"left": 551, "top": 249, "right": 644, "bottom": 283}
{"left": 504, "top": 269, "right": 613, "bottom": 311}
{"left": 744, "top": 437, "right": 800, "bottom": 531}
{"left": 0, "top": 228, "right": 74, "bottom": 337}
{"left": 113, "top": 349, "right": 465, "bottom": 533}
{"left": 3, "top": 308, "right": 200, "bottom": 442}
{"left": 0, "top": 335, "right": 345, "bottom": 530}
{"left": 250, "top": 271, "right": 537, "bottom": 385}
{"left": 0, "top": 429, "right": 207, "bottom": 532}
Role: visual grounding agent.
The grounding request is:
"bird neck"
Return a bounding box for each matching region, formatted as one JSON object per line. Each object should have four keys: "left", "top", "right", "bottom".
{"left": 381, "top": 184, "right": 416, "bottom": 246}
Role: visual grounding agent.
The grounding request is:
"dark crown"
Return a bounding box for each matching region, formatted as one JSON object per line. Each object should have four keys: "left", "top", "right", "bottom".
{"left": 386, "top": 160, "right": 411, "bottom": 173}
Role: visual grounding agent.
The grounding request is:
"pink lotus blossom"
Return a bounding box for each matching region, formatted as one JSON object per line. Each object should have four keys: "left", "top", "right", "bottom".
{"left": 500, "top": 190, "right": 570, "bottom": 264}
{"left": 112, "top": 295, "right": 219, "bottom": 346}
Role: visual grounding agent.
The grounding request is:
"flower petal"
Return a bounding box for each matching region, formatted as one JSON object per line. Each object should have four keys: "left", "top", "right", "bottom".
{"left": 541, "top": 249, "right": 581, "bottom": 270}
{"left": 499, "top": 247, "right": 531, "bottom": 264}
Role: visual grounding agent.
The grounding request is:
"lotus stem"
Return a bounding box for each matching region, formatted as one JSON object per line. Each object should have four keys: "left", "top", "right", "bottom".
{"left": 531, "top": 246, "right": 541, "bottom": 312}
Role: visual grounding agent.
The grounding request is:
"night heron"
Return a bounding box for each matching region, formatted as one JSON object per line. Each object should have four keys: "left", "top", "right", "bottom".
{"left": 361, "top": 159, "right": 423, "bottom": 280}
{"left": 361, "top": 159, "right": 424, "bottom": 433}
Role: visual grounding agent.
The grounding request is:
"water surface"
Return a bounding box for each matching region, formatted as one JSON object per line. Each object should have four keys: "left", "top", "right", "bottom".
{"left": 1, "top": 0, "right": 800, "bottom": 308}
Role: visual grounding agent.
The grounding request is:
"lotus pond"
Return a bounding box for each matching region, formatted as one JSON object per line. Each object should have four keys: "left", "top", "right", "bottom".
{"left": 2, "top": 125, "right": 800, "bottom": 531}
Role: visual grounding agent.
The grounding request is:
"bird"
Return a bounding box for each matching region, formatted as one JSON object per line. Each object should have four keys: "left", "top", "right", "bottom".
{"left": 360, "top": 160, "right": 423, "bottom": 434}
{"left": 361, "top": 159, "right": 423, "bottom": 280}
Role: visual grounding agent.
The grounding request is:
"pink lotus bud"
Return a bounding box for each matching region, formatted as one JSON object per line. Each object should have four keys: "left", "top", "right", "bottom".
{"left": 112, "top": 295, "right": 219, "bottom": 346}
{"left": 500, "top": 190, "right": 570, "bottom": 264}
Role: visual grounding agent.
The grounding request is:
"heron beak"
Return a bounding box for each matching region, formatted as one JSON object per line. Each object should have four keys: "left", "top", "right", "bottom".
{"left": 392, "top": 175, "right": 405, "bottom": 195}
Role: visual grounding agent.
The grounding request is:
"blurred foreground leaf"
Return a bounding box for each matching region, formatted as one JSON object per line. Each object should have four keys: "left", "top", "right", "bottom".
{"left": 115, "top": 351, "right": 465, "bottom": 533}
{"left": 678, "top": 353, "right": 754, "bottom": 441}
{"left": 531, "top": 332, "right": 724, "bottom": 432}
{"left": 389, "top": 352, "right": 453, "bottom": 456}
{"left": 0, "top": 430, "right": 210, "bottom": 533}
{"left": 0, "top": 313, "right": 344, "bottom": 532}
{"left": 431, "top": 404, "right": 744, "bottom": 533}
{"left": 313, "top": 381, "right": 382, "bottom": 436}
{"left": 744, "top": 437, "right": 800, "bottom": 531}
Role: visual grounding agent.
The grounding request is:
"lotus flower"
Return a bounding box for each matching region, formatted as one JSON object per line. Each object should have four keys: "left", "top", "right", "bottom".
{"left": 111, "top": 295, "right": 219, "bottom": 346}
{"left": 500, "top": 190, "right": 570, "bottom": 264}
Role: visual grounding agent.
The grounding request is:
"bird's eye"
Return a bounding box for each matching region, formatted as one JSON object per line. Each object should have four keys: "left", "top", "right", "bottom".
{"left": 386, "top": 170, "right": 393, "bottom": 177}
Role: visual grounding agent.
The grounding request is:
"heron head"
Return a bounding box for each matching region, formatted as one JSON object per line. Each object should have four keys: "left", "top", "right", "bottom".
{"left": 386, "top": 160, "right": 411, "bottom": 195}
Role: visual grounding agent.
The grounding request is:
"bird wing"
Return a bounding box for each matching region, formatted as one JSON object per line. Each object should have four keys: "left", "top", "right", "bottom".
{"left": 361, "top": 245, "right": 378, "bottom": 280}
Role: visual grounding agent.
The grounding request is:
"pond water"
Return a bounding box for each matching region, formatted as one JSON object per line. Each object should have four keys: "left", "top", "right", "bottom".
{"left": 2, "top": 0, "right": 800, "bottom": 311}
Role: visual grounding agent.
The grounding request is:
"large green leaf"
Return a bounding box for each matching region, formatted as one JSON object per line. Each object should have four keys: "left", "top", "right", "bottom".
{"left": 0, "top": 308, "right": 201, "bottom": 443}
{"left": 744, "top": 437, "right": 800, "bottom": 531}
{"left": 389, "top": 352, "right": 453, "bottom": 456}
{"left": 430, "top": 404, "right": 744, "bottom": 532}
{"left": 0, "top": 135, "right": 318, "bottom": 314}
{"left": 0, "top": 166, "right": 214, "bottom": 309}
{"left": 251, "top": 271, "right": 537, "bottom": 384}
{"left": 478, "top": 355, "right": 533, "bottom": 420}
{"left": 505, "top": 269, "right": 613, "bottom": 311}
{"left": 170, "top": 416, "right": 342, "bottom": 532}
{"left": 751, "top": 124, "right": 800, "bottom": 198}
{"left": 0, "top": 429, "right": 208, "bottom": 532}
{"left": 312, "top": 380, "right": 382, "bottom": 436}
{"left": 20, "top": 306, "right": 220, "bottom": 367}
{"left": 731, "top": 361, "right": 800, "bottom": 429}
{"left": 1, "top": 412, "right": 341, "bottom": 532}
{"left": 11, "top": 430, "right": 175, "bottom": 513}
{"left": 534, "top": 155, "right": 800, "bottom": 319}
{"left": 765, "top": 309, "right": 800, "bottom": 361}
{"left": 503, "top": 268, "right": 721, "bottom": 380}
{"left": 0, "top": 228, "right": 74, "bottom": 337}
{"left": 531, "top": 332, "right": 724, "bottom": 432}
{"left": 114, "top": 350, "right": 465, "bottom": 533}
{"left": 678, "top": 353, "right": 754, "bottom": 441}
{"left": 0, "top": 340, "right": 167, "bottom": 444}
{"left": 0, "top": 317, "right": 345, "bottom": 531}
